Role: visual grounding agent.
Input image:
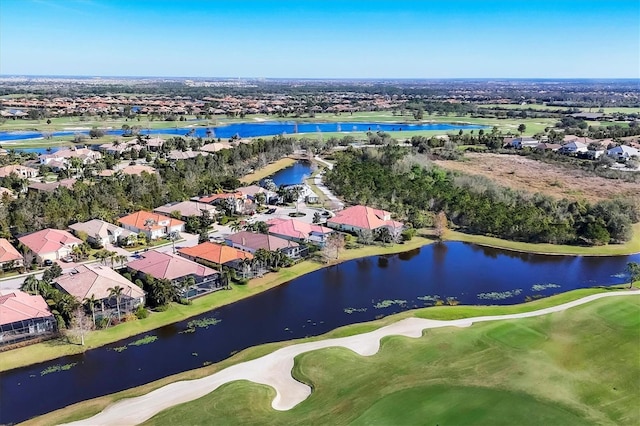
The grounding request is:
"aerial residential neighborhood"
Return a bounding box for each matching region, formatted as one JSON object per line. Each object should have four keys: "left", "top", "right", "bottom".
{"left": 0, "top": 1, "right": 639, "bottom": 425}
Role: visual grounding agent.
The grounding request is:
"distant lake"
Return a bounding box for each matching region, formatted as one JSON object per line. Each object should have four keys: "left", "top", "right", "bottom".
{"left": 0, "top": 121, "right": 485, "bottom": 143}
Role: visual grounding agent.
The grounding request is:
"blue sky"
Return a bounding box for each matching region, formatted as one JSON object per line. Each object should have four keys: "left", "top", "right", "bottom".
{"left": 1, "top": 0, "right": 638, "bottom": 78}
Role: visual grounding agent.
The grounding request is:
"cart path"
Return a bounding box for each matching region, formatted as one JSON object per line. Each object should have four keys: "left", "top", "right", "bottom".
{"left": 65, "top": 290, "right": 639, "bottom": 426}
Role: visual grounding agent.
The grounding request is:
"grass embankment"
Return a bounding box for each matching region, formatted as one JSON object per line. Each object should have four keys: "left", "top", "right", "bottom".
{"left": 445, "top": 222, "right": 640, "bottom": 256}
{"left": 0, "top": 236, "right": 432, "bottom": 372}
{"left": 25, "top": 288, "right": 638, "bottom": 426}
{"left": 239, "top": 157, "right": 296, "bottom": 184}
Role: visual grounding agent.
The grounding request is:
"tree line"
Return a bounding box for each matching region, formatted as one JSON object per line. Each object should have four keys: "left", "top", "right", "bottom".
{"left": 324, "top": 146, "right": 639, "bottom": 245}
{"left": 0, "top": 136, "right": 295, "bottom": 236}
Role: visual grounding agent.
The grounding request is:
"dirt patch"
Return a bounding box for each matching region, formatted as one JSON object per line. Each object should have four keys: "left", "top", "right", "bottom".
{"left": 434, "top": 153, "right": 639, "bottom": 203}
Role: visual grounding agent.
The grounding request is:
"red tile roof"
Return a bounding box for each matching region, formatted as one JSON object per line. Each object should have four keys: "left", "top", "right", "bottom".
{"left": 178, "top": 242, "right": 253, "bottom": 265}
{"left": 327, "top": 205, "right": 403, "bottom": 231}
{"left": 266, "top": 218, "right": 332, "bottom": 240}
{"left": 18, "top": 229, "right": 81, "bottom": 255}
{"left": 0, "top": 238, "right": 23, "bottom": 263}
{"left": 0, "top": 291, "right": 52, "bottom": 326}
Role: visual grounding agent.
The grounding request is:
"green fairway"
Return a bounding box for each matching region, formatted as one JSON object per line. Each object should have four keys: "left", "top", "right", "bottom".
{"left": 134, "top": 296, "right": 639, "bottom": 426}
{"left": 351, "top": 385, "right": 585, "bottom": 426}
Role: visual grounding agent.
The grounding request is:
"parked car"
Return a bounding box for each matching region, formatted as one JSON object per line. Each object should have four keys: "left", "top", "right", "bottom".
{"left": 266, "top": 208, "right": 277, "bottom": 214}
{"left": 43, "top": 259, "right": 53, "bottom": 266}
{"left": 61, "top": 256, "right": 74, "bottom": 263}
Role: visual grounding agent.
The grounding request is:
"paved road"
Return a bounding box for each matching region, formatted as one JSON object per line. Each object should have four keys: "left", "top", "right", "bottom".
{"left": 313, "top": 156, "right": 344, "bottom": 211}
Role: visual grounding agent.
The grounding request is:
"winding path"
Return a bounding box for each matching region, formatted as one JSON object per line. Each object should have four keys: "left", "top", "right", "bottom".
{"left": 65, "top": 291, "right": 639, "bottom": 426}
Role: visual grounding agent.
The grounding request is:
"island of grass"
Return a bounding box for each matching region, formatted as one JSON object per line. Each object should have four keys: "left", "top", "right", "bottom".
{"left": 29, "top": 290, "right": 639, "bottom": 426}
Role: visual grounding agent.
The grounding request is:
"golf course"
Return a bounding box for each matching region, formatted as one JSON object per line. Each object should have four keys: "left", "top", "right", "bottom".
{"left": 31, "top": 290, "right": 639, "bottom": 426}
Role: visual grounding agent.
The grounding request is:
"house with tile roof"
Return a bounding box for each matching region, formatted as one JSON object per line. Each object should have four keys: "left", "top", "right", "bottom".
{"left": 266, "top": 218, "right": 333, "bottom": 246}
{"left": 69, "top": 219, "right": 137, "bottom": 247}
{"left": 54, "top": 264, "right": 145, "bottom": 314}
{"left": 118, "top": 211, "right": 184, "bottom": 240}
{"left": 0, "top": 238, "right": 23, "bottom": 269}
{"left": 178, "top": 241, "right": 253, "bottom": 269}
{"left": 0, "top": 291, "right": 56, "bottom": 347}
{"left": 153, "top": 201, "right": 218, "bottom": 221}
{"left": 225, "top": 231, "right": 301, "bottom": 258}
{"left": 127, "top": 250, "right": 219, "bottom": 289}
{"left": 0, "top": 164, "right": 38, "bottom": 179}
{"left": 326, "top": 205, "right": 404, "bottom": 235}
{"left": 195, "top": 192, "right": 246, "bottom": 214}
{"left": 27, "top": 178, "right": 76, "bottom": 193}
{"left": 18, "top": 228, "right": 82, "bottom": 263}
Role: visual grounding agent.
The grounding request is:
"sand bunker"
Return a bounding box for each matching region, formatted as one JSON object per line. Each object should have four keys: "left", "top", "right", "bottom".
{"left": 65, "top": 291, "right": 638, "bottom": 426}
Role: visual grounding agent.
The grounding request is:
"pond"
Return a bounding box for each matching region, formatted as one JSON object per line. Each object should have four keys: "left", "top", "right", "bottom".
{"left": 0, "top": 121, "right": 486, "bottom": 143}
{"left": 1, "top": 242, "right": 637, "bottom": 424}
{"left": 269, "top": 161, "right": 313, "bottom": 186}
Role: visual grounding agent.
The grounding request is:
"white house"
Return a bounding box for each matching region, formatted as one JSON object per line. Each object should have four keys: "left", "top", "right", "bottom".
{"left": 558, "top": 141, "right": 588, "bottom": 155}
{"left": 607, "top": 145, "right": 639, "bottom": 162}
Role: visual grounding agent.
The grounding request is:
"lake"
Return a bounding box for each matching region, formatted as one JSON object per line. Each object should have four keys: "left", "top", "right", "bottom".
{"left": 0, "top": 121, "right": 486, "bottom": 143}
{"left": 0, "top": 242, "right": 637, "bottom": 424}
{"left": 269, "top": 161, "right": 313, "bottom": 186}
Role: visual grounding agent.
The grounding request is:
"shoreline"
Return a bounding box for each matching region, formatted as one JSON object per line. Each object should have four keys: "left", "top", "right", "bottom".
{"left": 24, "top": 286, "right": 636, "bottom": 426}
{"left": 2, "top": 228, "right": 638, "bottom": 372}
{"left": 444, "top": 223, "right": 640, "bottom": 257}
{"left": 0, "top": 236, "right": 434, "bottom": 372}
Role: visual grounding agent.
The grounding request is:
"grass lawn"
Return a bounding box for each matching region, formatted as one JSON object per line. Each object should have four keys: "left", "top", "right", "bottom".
{"left": 444, "top": 222, "right": 640, "bottom": 256}
{"left": 28, "top": 290, "right": 639, "bottom": 426}
{"left": 239, "top": 157, "right": 296, "bottom": 184}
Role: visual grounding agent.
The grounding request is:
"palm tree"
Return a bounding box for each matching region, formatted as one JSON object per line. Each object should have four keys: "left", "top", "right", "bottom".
{"left": 21, "top": 274, "right": 41, "bottom": 295}
{"left": 115, "top": 254, "right": 128, "bottom": 269}
{"left": 108, "top": 285, "right": 124, "bottom": 321}
{"left": 230, "top": 221, "right": 244, "bottom": 233}
{"left": 83, "top": 293, "right": 98, "bottom": 326}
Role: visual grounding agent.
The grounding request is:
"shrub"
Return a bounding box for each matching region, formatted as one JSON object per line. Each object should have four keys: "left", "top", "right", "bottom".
{"left": 219, "top": 216, "right": 231, "bottom": 225}
{"left": 154, "top": 304, "right": 170, "bottom": 312}
{"left": 135, "top": 305, "right": 149, "bottom": 319}
{"left": 178, "top": 298, "right": 192, "bottom": 305}
{"left": 234, "top": 277, "right": 249, "bottom": 285}
{"left": 401, "top": 228, "right": 416, "bottom": 241}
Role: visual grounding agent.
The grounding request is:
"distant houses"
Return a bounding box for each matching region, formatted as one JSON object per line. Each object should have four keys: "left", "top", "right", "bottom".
{"left": 607, "top": 145, "right": 639, "bottom": 162}
{"left": 0, "top": 164, "right": 38, "bottom": 179}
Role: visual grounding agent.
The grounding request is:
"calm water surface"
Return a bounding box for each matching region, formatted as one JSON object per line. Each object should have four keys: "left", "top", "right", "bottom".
{"left": 0, "top": 242, "right": 637, "bottom": 424}
{"left": 0, "top": 121, "right": 485, "bottom": 143}
{"left": 269, "top": 161, "right": 313, "bottom": 186}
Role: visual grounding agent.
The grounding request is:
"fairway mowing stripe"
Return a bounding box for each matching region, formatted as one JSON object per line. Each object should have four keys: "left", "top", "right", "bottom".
{"left": 63, "top": 291, "right": 639, "bottom": 426}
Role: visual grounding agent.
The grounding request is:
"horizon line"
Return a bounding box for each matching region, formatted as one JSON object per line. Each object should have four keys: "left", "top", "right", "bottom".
{"left": 1, "top": 74, "right": 639, "bottom": 82}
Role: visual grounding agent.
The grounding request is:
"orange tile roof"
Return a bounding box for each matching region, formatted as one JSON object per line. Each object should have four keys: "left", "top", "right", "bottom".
{"left": 199, "top": 192, "right": 243, "bottom": 204}
{"left": 118, "top": 211, "right": 184, "bottom": 231}
{"left": 178, "top": 242, "right": 252, "bottom": 265}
